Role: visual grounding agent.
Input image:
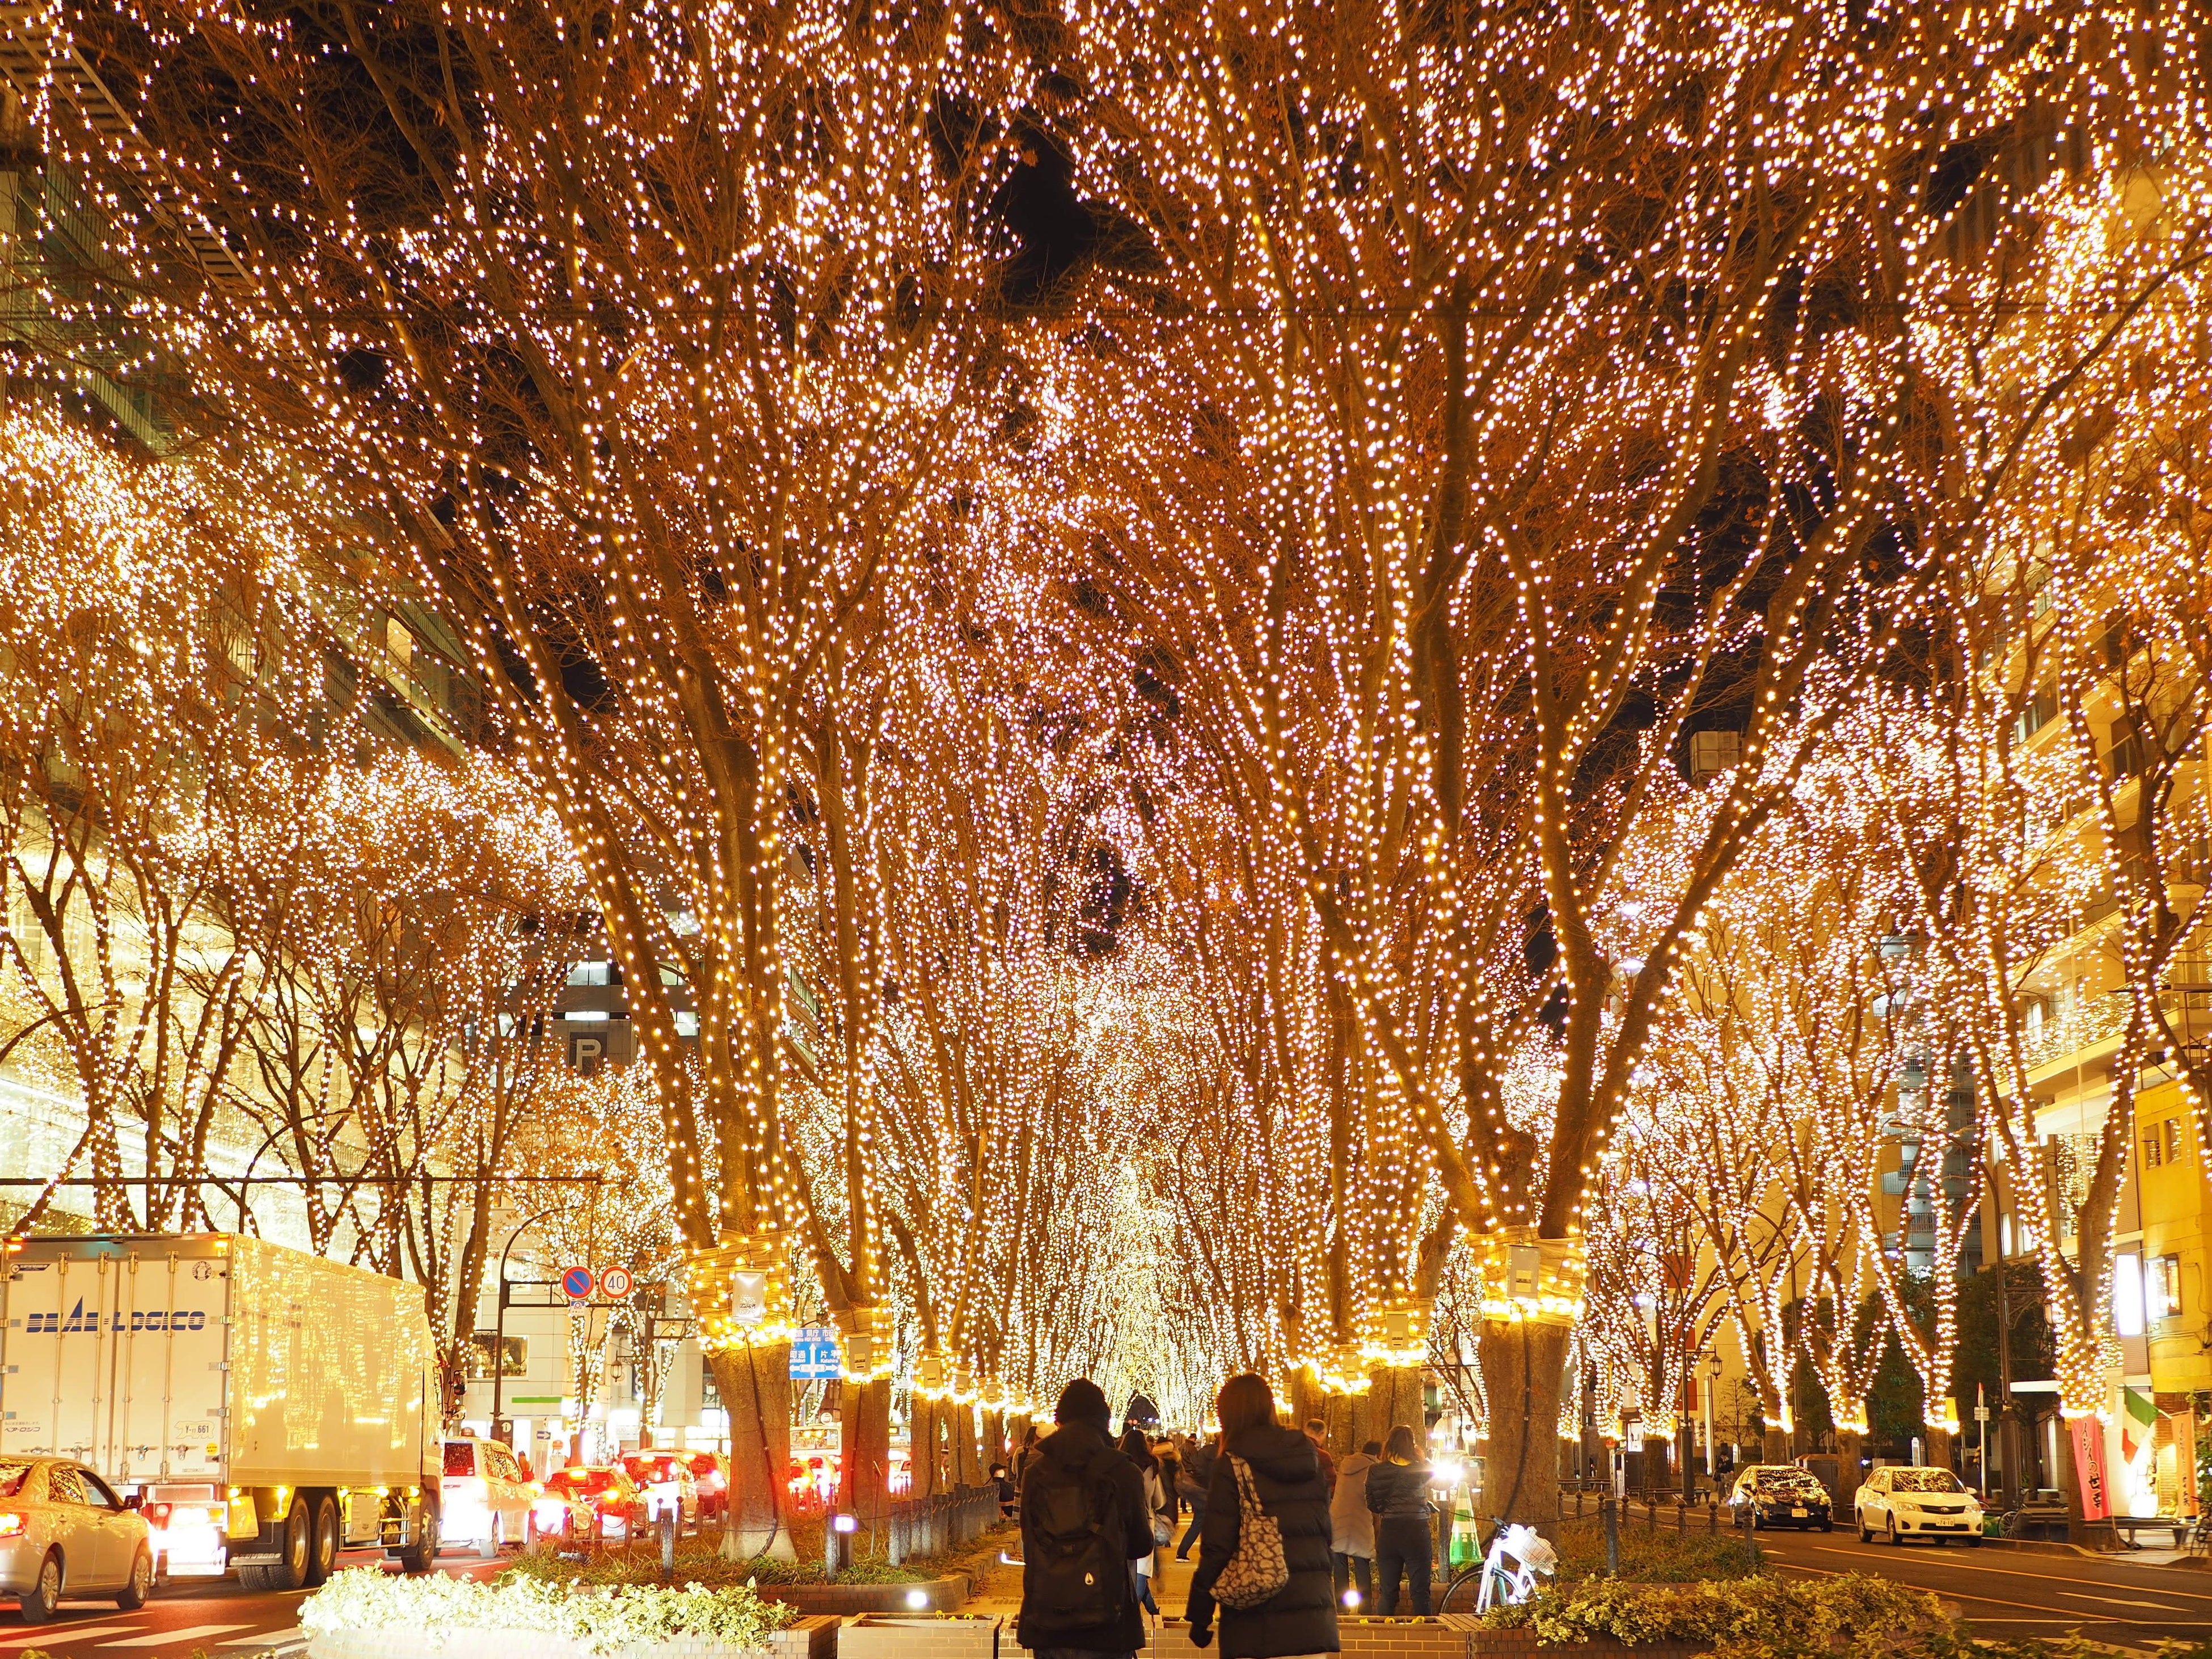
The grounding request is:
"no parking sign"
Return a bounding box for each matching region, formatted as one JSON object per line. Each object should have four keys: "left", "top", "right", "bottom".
{"left": 560, "top": 1264, "right": 595, "bottom": 1302}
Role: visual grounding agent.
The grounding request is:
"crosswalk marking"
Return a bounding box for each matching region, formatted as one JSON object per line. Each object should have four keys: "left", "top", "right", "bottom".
{"left": 219, "top": 1628, "right": 305, "bottom": 1649}
{"left": 97, "top": 1624, "right": 257, "bottom": 1648}
{"left": 0, "top": 1628, "right": 136, "bottom": 1650}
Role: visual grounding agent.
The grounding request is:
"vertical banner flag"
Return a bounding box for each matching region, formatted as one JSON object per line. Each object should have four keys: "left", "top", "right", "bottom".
{"left": 2122, "top": 1386, "right": 2158, "bottom": 1463}
{"left": 2069, "top": 1414, "right": 2112, "bottom": 1521}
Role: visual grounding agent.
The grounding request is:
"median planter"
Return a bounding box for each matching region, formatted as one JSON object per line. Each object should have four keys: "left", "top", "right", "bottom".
{"left": 765, "top": 1574, "right": 972, "bottom": 1615}
{"left": 838, "top": 1611, "right": 1001, "bottom": 1659}
{"left": 301, "top": 1567, "right": 818, "bottom": 1659}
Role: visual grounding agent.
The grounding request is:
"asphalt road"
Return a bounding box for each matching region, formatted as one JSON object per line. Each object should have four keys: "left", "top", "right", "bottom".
{"left": 1757, "top": 1527, "right": 2212, "bottom": 1648}
{"left": 0, "top": 1552, "right": 503, "bottom": 1658}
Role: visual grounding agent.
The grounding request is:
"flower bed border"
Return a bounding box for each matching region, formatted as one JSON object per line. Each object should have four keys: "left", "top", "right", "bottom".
{"left": 306, "top": 1611, "right": 842, "bottom": 1659}
{"left": 764, "top": 1573, "right": 972, "bottom": 1615}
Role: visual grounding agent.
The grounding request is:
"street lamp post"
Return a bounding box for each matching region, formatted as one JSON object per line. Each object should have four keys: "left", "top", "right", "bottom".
{"left": 491, "top": 1205, "right": 568, "bottom": 1449}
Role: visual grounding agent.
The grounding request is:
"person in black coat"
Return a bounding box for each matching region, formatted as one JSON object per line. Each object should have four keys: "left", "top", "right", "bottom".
{"left": 1186, "top": 1374, "right": 1340, "bottom": 1658}
{"left": 1363, "top": 1424, "right": 1436, "bottom": 1616}
{"left": 1018, "top": 1379, "right": 1155, "bottom": 1659}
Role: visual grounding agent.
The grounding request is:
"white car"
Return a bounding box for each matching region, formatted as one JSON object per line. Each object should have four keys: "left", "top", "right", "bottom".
{"left": 440, "top": 1436, "right": 534, "bottom": 1556}
{"left": 1855, "top": 1466, "right": 1984, "bottom": 1545}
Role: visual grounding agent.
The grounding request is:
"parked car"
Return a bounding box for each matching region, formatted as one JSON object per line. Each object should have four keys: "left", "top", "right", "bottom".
{"left": 685, "top": 1452, "right": 731, "bottom": 1521}
{"left": 618, "top": 1452, "right": 700, "bottom": 1531}
{"left": 532, "top": 1466, "right": 648, "bottom": 1544}
{"left": 0, "top": 1457, "right": 156, "bottom": 1622}
{"left": 1727, "top": 1464, "right": 1834, "bottom": 1530}
{"left": 440, "top": 1435, "right": 535, "bottom": 1557}
{"left": 1855, "top": 1466, "right": 1984, "bottom": 1545}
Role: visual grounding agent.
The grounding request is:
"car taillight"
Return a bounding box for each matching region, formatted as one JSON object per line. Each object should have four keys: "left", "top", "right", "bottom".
{"left": 143, "top": 1502, "right": 174, "bottom": 1529}
{"left": 0, "top": 1513, "right": 22, "bottom": 1537}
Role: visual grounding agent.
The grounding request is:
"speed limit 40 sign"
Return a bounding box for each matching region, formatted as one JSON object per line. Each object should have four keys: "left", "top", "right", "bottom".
{"left": 601, "top": 1264, "right": 636, "bottom": 1299}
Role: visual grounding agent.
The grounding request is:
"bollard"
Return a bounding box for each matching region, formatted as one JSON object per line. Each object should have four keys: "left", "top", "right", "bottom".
{"left": 1740, "top": 1504, "right": 1761, "bottom": 1571}
{"left": 1677, "top": 1498, "right": 1686, "bottom": 1535}
{"left": 661, "top": 1508, "right": 677, "bottom": 1584}
{"left": 1601, "top": 1493, "right": 1620, "bottom": 1577}
{"left": 1708, "top": 1501, "right": 1718, "bottom": 1534}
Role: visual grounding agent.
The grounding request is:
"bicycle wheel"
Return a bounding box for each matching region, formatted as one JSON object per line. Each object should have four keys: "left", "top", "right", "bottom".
{"left": 1436, "top": 1564, "right": 1489, "bottom": 1615}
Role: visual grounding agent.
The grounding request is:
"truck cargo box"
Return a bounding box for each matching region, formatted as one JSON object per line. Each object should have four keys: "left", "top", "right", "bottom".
{"left": 0, "top": 1234, "right": 440, "bottom": 1491}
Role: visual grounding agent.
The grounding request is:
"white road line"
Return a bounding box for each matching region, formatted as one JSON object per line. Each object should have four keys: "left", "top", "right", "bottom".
{"left": 219, "top": 1629, "right": 305, "bottom": 1648}
{"left": 2055, "top": 1591, "right": 2189, "bottom": 1611}
{"left": 97, "top": 1624, "right": 257, "bottom": 1648}
{"left": 0, "top": 1629, "right": 137, "bottom": 1650}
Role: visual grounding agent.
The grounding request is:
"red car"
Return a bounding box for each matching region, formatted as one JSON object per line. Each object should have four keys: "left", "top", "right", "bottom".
{"left": 685, "top": 1452, "right": 730, "bottom": 1521}
{"left": 531, "top": 1466, "right": 648, "bottom": 1543}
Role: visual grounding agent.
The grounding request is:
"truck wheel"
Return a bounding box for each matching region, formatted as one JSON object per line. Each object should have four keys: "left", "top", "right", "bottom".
{"left": 305, "top": 1496, "right": 340, "bottom": 1586}
{"left": 396, "top": 1497, "right": 441, "bottom": 1574}
{"left": 117, "top": 1548, "right": 154, "bottom": 1610}
{"left": 257, "top": 1498, "right": 314, "bottom": 1592}
{"left": 18, "top": 1551, "right": 63, "bottom": 1623}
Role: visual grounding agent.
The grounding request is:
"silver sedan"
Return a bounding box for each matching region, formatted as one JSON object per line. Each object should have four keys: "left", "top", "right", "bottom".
{"left": 0, "top": 1458, "right": 155, "bottom": 1623}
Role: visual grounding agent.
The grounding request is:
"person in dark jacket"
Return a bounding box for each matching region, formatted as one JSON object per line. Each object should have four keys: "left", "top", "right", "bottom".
{"left": 1187, "top": 1374, "right": 1339, "bottom": 1658}
{"left": 1363, "top": 1423, "right": 1436, "bottom": 1616}
{"left": 1176, "top": 1432, "right": 1217, "bottom": 1560}
{"left": 1018, "top": 1379, "right": 1154, "bottom": 1659}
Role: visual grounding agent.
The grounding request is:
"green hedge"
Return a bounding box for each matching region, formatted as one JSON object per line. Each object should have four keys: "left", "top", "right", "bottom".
{"left": 1481, "top": 1572, "right": 1947, "bottom": 1657}
{"left": 300, "top": 1566, "right": 796, "bottom": 1655}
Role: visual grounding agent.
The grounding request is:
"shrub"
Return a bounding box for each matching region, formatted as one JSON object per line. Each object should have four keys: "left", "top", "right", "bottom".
{"left": 1481, "top": 1572, "right": 1948, "bottom": 1657}
{"left": 301, "top": 1565, "right": 796, "bottom": 1655}
{"left": 1546, "top": 1519, "right": 1761, "bottom": 1582}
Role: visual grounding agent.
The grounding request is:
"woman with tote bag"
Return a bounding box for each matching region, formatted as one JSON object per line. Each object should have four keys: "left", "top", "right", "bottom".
{"left": 1185, "top": 1374, "right": 1338, "bottom": 1659}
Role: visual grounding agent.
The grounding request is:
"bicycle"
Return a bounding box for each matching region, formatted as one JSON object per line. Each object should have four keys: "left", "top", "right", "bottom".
{"left": 1436, "top": 1519, "right": 1557, "bottom": 1614}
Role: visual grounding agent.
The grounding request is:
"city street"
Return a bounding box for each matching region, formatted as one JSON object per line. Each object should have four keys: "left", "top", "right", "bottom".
{"left": 1758, "top": 1531, "right": 2212, "bottom": 1648}
{"left": 0, "top": 1556, "right": 501, "bottom": 1659}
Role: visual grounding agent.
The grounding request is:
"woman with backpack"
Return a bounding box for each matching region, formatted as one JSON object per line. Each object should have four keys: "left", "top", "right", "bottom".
{"left": 1185, "top": 1374, "right": 1338, "bottom": 1658}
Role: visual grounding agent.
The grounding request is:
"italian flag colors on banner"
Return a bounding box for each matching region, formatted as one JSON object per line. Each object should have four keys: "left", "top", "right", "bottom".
{"left": 2124, "top": 1387, "right": 2159, "bottom": 1463}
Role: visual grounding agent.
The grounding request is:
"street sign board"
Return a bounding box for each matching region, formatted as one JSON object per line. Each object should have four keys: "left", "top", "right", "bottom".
{"left": 601, "top": 1265, "right": 635, "bottom": 1300}
{"left": 790, "top": 1328, "right": 842, "bottom": 1379}
{"left": 560, "top": 1265, "right": 595, "bottom": 1301}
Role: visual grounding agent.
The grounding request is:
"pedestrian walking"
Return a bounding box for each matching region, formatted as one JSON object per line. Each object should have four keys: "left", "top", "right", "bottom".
{"left": 1017, "top": 1379, "right": 1154, "bottom": 1659}
{"left": 1176, "top": 1431, "right": 1217, "bottom": 1560}
{"left": 1185, "top": 1373, "right": 1339, "bottom": 1658}
{"left": 1329, "top": 1440, "right": 1379, "bottom": 1608}
{"left": 1364, "top": 1424, "right": 1434, "bottom": 1616}
{"left": 1155, "top": 1435, "right": 1184, "bottom": 1518}
{"left": 1120, "top": 1426, "right": 1173, "bottom": 1619}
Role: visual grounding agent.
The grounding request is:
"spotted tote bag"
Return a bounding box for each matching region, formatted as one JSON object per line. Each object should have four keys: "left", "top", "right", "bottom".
{"left": 1210, "top": 1453, "right": 1290, "bottom": 1609}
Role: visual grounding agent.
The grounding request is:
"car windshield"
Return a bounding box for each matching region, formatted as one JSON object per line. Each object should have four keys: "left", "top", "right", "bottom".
{"left": 0, "top": 1460, "right": 30, "bottom": 1498}
{"left": 1752, "top": 1471, "right": 1820, "bottom": 1490}
{"left": 626, "top": 1455, "right": 680, "bottom": 1481}
{"left": 1889, "top": 1470, "right": 1966, "bottom": 1493}
{"left": 548, "top": 1468, "right": 619, "bottom": 1497}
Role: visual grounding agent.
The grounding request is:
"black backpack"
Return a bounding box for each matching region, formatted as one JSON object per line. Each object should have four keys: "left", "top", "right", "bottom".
{"left": 1020, "top": 1440, "right": 1133, "bottom": 1639}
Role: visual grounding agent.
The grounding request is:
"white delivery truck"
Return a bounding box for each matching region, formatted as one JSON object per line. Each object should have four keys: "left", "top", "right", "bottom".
{"left": 0, "top": 1234, "right": 442, "bottom": 1589}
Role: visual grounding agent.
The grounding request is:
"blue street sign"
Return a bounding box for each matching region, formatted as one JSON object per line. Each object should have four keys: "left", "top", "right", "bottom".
{"left": 790, "top": 1328, "right": 842, "bottom": 1379}
{"left": 561, "top": 1264, "right": 595, "bottom": 1301}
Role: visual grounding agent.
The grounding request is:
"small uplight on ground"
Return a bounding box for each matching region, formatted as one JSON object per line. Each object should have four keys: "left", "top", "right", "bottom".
{"left": 1341, "top": 1589, "right": 1362, "bottom": 1610}
{"left": 905, "top": 1589, "right": 930, "bottom": 1609}
{"left": 832, "top": 1514, "right": 859, "bottom": 1534}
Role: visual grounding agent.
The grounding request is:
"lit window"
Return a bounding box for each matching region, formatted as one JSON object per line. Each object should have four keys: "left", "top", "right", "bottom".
{"left": 675, "top": 1011, "right": 700, "bottom": 1037}
{"left": 2166, "top": 1119, "right": 2185, "bottom": 1165}
{"left": 2114, "top": 1255, "right": 2146, "bottom": 1337}
{"left": 568, "top": 961, "right": 612, "bottom": 986}
{"left": 2145, "top": 1128, "right": 2165, "bottom": 1168}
